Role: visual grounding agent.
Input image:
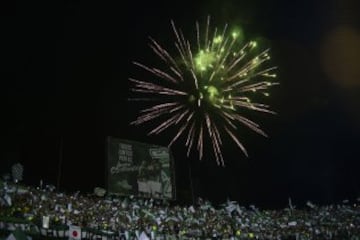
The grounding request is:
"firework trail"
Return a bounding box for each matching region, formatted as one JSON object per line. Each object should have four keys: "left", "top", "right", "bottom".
{"left": 130, "top": 16, "right": 278, "bottom": 166}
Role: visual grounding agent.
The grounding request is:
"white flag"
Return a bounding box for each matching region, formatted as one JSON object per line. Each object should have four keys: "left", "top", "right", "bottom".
{"left": 139, "top": 231, "right": 149, "bottom": 240}
{"left": 69, "top": 225, "right": 81, "bottom": 240}
{"left": 42, "top": 216, "right": 49, "bottom": 229}
{"left": 3, "top": 194, "right": 12, "bottom": 206}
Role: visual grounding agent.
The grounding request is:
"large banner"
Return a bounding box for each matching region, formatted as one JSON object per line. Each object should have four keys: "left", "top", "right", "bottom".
{"left": 106, "top": 137, "right": 176, "bottom": 199}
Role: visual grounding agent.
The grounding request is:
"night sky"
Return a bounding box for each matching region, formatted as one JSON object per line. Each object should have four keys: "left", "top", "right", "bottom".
{"left": 2, "top": 0, "right": 360, "bottom": 209}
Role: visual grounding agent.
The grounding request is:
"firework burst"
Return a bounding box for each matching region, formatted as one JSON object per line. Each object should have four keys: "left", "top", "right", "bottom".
{"left": 130, "top": 16, "right": 278, "bottom": 166}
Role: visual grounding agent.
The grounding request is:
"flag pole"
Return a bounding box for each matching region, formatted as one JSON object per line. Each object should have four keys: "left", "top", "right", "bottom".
{"left": 57, "top": 136, "right": 63, "bottom": 191}
{"left": 188, "top": 159, "right": 195, "bottom": 205}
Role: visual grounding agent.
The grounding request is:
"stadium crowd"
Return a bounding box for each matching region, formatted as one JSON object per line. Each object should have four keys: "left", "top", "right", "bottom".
{"left": 1, "top": 179, "right": 359, "bottom": 240}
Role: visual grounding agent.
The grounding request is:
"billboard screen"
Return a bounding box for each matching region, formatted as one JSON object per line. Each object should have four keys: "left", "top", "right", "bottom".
{"left": 106, "top": 137, "right": 176, "bottom": 199}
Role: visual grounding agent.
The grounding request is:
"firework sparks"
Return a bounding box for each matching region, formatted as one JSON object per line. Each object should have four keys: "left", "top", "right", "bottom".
{"left": 130, "top": 16, "right": 278, "bottom": 166}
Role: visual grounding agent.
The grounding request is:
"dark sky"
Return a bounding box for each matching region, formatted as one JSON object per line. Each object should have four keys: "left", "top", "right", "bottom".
{"left": 2, "top": 0, "right": 360, "bottom": 209}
